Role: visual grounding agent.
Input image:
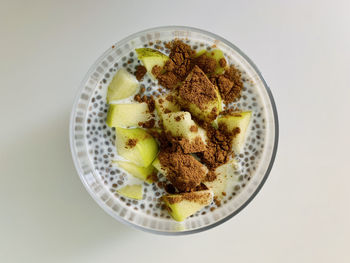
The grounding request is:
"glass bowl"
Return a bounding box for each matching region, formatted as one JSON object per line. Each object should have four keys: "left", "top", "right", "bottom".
{"left": 69, "top": 26, "right": 278, "bottom": 235}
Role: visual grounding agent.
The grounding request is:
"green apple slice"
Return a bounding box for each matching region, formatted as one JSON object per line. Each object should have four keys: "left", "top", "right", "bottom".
{"left": 106, "top": 102, "right": 151, "bottom": 128}
{"left": 152, "top": 157, "right": 167, "bottom": 176}
{"left": 115, "top": 127, "right": 158, "bottom": 167}
{"left": 217, "top": 111, "right": 252, "bottom": 153}
{"left": 194, "top": 49, "right": 207, "bottom": 58}
{"left": 135, "top": 48, "right": 169, "bottom": 78}
{"left": 117, "top": 184, "right": 143, "bottom": 200}
{"left": 107, "top": 68, "right": 139, "bottom": 103}
{"left": 162, "top": 190, "right": 213, "bottom": 221}
{"left": 177, "top": 66, "right": 222, "bottom": 122}
{"left": 113, "top": 160, "right": 155, "bottom": 183}
{"left": 162, "top": 111, "right": 207, "bottom": 153}
{"left": 155, "top": 94, "right": 180, "bottom": 118}
{"left": 203, "top": 159, "right": 237, "bottom": 199}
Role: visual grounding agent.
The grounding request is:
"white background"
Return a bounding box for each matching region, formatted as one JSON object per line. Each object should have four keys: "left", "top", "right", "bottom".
{"left": 1, "top": 0, "right": 349, "bottom": 262}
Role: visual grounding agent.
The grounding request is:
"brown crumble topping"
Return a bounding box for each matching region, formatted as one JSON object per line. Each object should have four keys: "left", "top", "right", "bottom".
{"left": 157, "top": 71, "right": 179, "bottom": 89}
{"left": 164, "top": 42, "right": 172, "bottom": 49}
{"left": 146, "top": 171, "right": 158, "bottom": 182}
{"left": 151, "top": 65, "right": 162, "bottom": 78}
{"left": 208, "top": 107, "right": 218, "bottom": 122}
{"left": 189, "top": 125, "right": 198, "bottom": 132}
{"left": 167, "top": 40, "right": 195, "bottom": 80}
{"left": 156, "top": 127, "right": 206, "bottom": 154}
{"left": 124, "top": 40, "right": 247, "bottom": 212}
{"left": 164, "top": 190, "right": 211, "bottom": 205}
{"left": 164, "top": 59, "right": 175, "bottom": 71}
{"left": 166, "top": 94, "right": 174, "bottom": 102}
{"left": 195, "top": 54, "right": 217, "bottom": 74}
{"left": 134, "top": 94, "right": 155, "bottom": 112}
{"left": 219, "top": 58, "right": 227, "bottom": 68}
{"left": 138, "top": 119, "right": 155, "bottom": 129}
{"left": 134, "top": 94, "right": 141, "bottom": 102}
{"left": 198, "top": 121, "right": 238, "bottom": 170}
{"left": 178, "top": 65, "right": 218, "bottom": 111}
{"left": 204, "top": 170, "right": 217, "bottom": 182}
{"left": 158, "top": 149, "right": 207, "bottom": 192}
{"left": 155, "top": 40, "right": 195, "bottom": 89}
{"left": 126, "top": 138, "right": 138, "bottom": 148}
{"left": 219, "top": 65, "right": 243, "bottom": 103}
{"left": 195, "top": 183, "right": 208, "bottom": 191}
{"left": 146, "top": 97, "right": 155, "bottom": 112}
{"left": 135, "top": 65, "right": 147, "bottom": 81}
{"left": 164, "top": 184, "right": 176, "bottom": 194}
{"left": 178, "top": 136, "right": 206, "bottom": 154}
{"left": 220, "top": 107, "right": 240, "bottom": 115}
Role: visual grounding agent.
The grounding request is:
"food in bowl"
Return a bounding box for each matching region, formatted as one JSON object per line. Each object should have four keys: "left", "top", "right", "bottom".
{"left": 105, "top": 39, "right": 252, "bottom": 221}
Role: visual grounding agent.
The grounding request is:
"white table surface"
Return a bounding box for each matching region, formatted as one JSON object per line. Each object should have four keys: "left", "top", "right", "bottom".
{"left": 1, "top": 0, "right": 349, "bottom": 262}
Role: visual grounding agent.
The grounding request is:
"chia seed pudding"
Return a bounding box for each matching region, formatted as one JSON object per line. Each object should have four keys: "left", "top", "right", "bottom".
{"left": 85, "top": 39, "right": 265, "bottom": 221}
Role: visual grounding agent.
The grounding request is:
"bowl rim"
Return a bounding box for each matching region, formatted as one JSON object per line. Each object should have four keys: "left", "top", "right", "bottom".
{"left": 69, "top": 25, "right": 279, "bottom": 235}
